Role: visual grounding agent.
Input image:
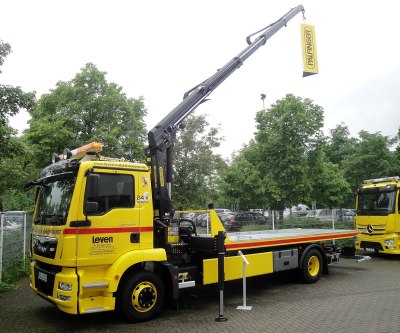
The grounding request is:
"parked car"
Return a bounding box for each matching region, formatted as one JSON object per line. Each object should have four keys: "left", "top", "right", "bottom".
{"left": 222, "top": 212, "right": 266, "bottom": 231}
{"left": 283, "top": 204, "right": 311, "bottom": 218}
{"left": 214, "top": 208, "right": 233, "bottom": 215}
{"left": 249, "top": 209, "right": 263, "bottom": 214}
{"left": 193, "top": 213, "right": 210, "bottom": 227}
{"left": 306, "top": 208, "right": 356, "bottom": 222}
{"left": 218, "top": 213, "right": 235, "bottom": 227}
{"left": 291, "top": 204, "right": 311, "bottom": 217}
{"left": 306, "top": 209, "right": 334, "bottom": 221}
{"left": 341, "top": 209, "right": 356, "bottom": 221}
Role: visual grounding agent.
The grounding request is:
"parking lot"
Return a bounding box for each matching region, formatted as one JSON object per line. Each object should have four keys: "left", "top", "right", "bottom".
{"left": 1, "top": 253, "right": 400, "bottom": 332}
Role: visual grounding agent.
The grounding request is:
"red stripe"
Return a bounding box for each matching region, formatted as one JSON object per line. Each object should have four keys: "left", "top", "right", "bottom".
{"left": 63, "top": 226, "right": 153, "bottom": 235}
{"left": 225, "top": 232, "right": 358, "bottom": 250}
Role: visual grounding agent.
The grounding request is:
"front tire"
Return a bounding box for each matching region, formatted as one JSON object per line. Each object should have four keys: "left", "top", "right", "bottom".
{"left": 119, "top": 270, "right": 165, "bottom": 322}
{"left": 300, "top": 248, "right": 323, "bottom": 283}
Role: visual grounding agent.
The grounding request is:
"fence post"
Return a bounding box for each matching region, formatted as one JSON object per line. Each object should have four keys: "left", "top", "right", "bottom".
{"left": 0, "top": 213, "right": 4, "bottom": 282}
{"left": 23, "top": 212, "right": 27, "bottom": 269}
{"left": 272, "top": 210, "right": 275, "bottom": 230}
{"left": 332, "top": 209, "right": 336, "bottom": 245}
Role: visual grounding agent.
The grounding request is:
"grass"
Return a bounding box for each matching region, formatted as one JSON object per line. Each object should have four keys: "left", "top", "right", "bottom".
{"left": 0, "top": 254, "right": 31, "bottom": 293}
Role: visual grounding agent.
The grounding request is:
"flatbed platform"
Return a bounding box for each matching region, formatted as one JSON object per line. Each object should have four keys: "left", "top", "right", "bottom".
{"left": 223, "top": 228, "right": 358, "bottom": 250}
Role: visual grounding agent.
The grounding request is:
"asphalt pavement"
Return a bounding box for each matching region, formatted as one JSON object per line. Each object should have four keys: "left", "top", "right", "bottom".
{"left": 1, "top": 254, "right": 400, "bottom": 333}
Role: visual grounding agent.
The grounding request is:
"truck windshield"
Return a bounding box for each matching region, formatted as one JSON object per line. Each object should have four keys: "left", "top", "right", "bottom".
{"left": 357, "top": 189, "right": 396, "bottom": 216}
{"left": 34, "top": 173, "right": 76, "bottom": 226}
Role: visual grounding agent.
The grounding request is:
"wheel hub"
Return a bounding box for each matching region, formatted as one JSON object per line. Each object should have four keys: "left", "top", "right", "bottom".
{"left": 308, "top": 256, "right": 320, "bottom": 277}
{"left": 132, "top": 282, "right": 157, "bottom": 312}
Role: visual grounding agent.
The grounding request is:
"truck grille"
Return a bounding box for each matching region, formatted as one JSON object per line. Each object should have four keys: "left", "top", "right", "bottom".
{"left": 357, "top": 224, "right": 386, "bottom": 235}
{"left": 32, "top": 235, "right": 58, "bottom": 259}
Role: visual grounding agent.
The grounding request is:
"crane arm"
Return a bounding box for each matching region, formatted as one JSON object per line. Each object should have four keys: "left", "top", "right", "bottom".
{"left": 146, "top": 5, "right": 305, "bottom": 220}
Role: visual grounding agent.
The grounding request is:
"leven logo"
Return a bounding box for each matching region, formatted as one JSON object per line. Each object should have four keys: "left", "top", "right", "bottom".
{"left": 92, "top": 236, "right": 114, "bottom": 243}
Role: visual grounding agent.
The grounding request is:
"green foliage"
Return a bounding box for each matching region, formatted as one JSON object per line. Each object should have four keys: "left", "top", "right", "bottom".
{"left": 281, "top": 217, "right": 352, "bottom": 230}
{"left": 324, "top": 123, "right": 357, "bottom": 166}
{"left": 171, "top": 114, "right": 226, "bottom": 210}
{"left": 0, "top": 85, "right": 36, "bottom": 124}
{"left": 0, "top": 41, "right": 37, "bottom": 211}
{"left": 255, "top": 94, "right": 324, "bottom": 210}
{"left": 307, "top": 143, "right": 352, "bottom": 208}
{"left": 0, "top": 40, "right": 11, "bottom": 73}
{"left": 0, "top": 254, "right": 31, "bottom": 293}
{"left": 25, "top": 63, "right": 147, "bottom": 167}
{"left": 220, "top": 142, "right": 265, "bottom": 210}
{"left": 0, "top": 135, "right": 38, "bottom": 211}
{"left": 342, "top": 131, "right": 394, "bottom": 191}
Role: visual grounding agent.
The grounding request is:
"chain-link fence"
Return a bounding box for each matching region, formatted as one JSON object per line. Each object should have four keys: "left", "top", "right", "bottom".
{"left": 0, "top": 211, "right": 32, "bottom": 282}
{"left": 178, "top": 207, "right": 355, "bottom": 234}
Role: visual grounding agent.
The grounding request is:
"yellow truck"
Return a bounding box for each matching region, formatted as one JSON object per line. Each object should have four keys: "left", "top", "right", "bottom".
{"left": 355, "top": 176, "right": 400, "bottom": 254}
{"left": 27, "top": 5, "right": 358, "bottom": 322}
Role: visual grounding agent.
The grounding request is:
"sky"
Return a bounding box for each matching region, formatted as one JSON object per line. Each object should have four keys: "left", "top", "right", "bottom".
{"left": 1, "top": 0, "right": 400, "bottom": 158}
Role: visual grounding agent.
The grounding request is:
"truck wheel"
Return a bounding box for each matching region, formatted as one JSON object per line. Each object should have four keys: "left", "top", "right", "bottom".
{"left": 119, "top": 271, "right": 165, "bottom": 322}
{"left": 300, "top": 248, "right": 323, "bottom": 284}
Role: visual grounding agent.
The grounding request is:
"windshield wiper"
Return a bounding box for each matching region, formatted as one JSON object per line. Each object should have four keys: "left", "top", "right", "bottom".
{"left": 42, "top": 213, "right": 65, "bottom": 225}
{"left": 34, "top": 213, "right": 47, "bottom": 225}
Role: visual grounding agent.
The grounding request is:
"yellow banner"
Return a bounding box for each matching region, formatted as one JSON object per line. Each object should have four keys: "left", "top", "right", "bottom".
{"left": 301, "top": 23, "right": 318, "bottom": 77}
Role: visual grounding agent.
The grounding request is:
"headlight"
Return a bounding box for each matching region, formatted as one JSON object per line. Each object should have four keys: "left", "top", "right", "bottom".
{"left": 384, "top": 239, "right": 395, "bottom": 247}
{"left": 58, "top": 282, "right": 72, "bottom": 291}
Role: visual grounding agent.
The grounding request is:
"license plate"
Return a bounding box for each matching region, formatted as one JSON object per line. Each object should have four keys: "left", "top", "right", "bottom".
{"left": 38, "top": 271, "right": 48, "bottom": 283}
{"left": 365, "top": 248, "right": 375, "bottom": 252}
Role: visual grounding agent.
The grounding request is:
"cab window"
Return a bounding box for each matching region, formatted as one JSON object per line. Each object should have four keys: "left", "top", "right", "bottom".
{"left": 86, "top": 173, "right": 134, "bottom": 215}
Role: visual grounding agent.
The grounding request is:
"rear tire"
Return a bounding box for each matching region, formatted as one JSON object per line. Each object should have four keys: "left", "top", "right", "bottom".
{"left": 299, "top": 248, "right": 323, "bottom": 283}
{"left": 119, "top": 270, "right": 165, "bottom": 322}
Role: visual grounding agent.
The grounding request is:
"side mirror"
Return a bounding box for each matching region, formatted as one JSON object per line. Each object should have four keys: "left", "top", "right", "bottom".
{"left": 84, "top": 173, "right": 100, "bottom": 215}
{"left": 86, "top": 173, "right": 100, "bottom": 197}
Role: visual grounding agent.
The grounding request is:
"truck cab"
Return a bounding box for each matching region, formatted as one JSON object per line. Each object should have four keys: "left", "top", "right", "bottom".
{"left": 30, "top": 143, "right": 166, "bottom": 316}
{"left": 355, "top": 176, "right": 400, "bottom": 254}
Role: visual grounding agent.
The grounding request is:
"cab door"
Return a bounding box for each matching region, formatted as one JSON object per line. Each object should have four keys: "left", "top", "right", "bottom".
{"left": 75, "top": 168, "right": 141, "bottom": 266}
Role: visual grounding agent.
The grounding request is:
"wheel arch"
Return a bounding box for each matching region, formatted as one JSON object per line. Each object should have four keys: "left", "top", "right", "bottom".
{"left": 106, "top": 248, "right": 167, "bottom": 291}
{"left": 115, "top": 260, "right": 178, "bottom": 303}
{"left": 298, "top": 243, "right": 328, "bottom": 274}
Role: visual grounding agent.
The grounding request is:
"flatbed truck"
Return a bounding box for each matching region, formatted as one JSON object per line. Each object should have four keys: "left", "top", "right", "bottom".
{"left": 27, "top": 5, "right": 358, "bottom": 322}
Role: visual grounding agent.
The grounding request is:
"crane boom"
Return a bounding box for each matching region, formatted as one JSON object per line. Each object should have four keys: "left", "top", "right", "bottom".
{"left": 146, "top": 5, "right": 305, "bottom": 220}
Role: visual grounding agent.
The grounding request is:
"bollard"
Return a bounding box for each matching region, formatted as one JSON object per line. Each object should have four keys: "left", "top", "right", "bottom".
{"left": 215, "top": 231, "right": 228, "bottom": 322}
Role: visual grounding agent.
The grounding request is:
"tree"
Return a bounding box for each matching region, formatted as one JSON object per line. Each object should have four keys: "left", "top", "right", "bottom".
{"left": 307, "top": 142, "right": 352, "bottom": 208}
{"left": 325, "top": 123, "right": 357, "bottom": 167}
{"left": 171, "top": 114, "right": 226, "bottom": 210}
{"left": 25, "top": 63, "right": 147, "bottom": 167}
{"left": 220, "top": 141, "right": 266, "bottom": 211}
{"left": 0, "top": 40, "right": 36, "bottom": 211}
{"left": 343, "top": 131, "right": 393, "bottom": 191}
{"left": 389, "top": 127, "right": 400, "bottom": 176}
{"left": 255, "top": 94, "right": 324, "bottom": 213}
{"left": 0, "top": 40, "right": 11, "bottom": 72}
{"left": 0, "top": 40, "right": 36, "bottom": 157}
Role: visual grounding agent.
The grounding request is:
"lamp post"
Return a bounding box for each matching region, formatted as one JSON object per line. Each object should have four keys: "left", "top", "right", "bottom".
{"left": 260, "top": 93, "right": 266, "bottom": 110}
